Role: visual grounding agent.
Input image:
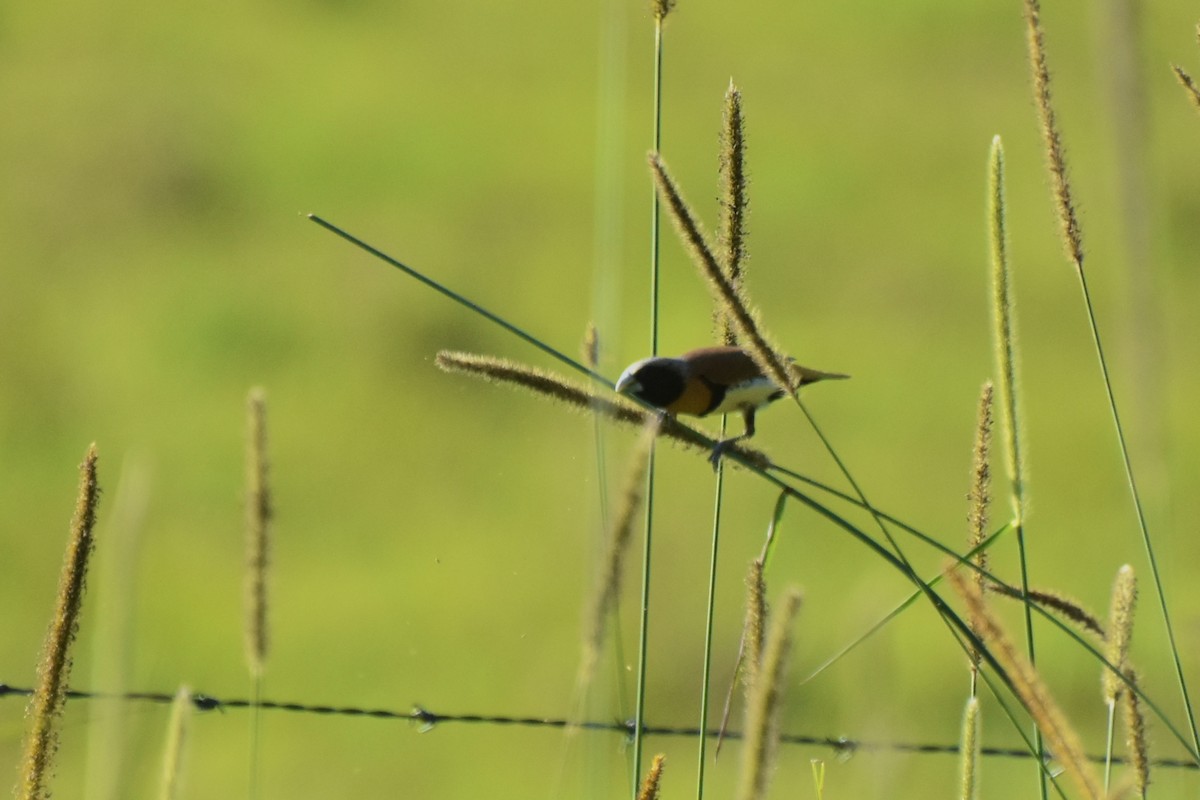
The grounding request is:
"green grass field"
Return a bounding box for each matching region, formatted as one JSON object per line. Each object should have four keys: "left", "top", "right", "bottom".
{"left": 4, "top": 1, "right": 1200, "bottom": 796}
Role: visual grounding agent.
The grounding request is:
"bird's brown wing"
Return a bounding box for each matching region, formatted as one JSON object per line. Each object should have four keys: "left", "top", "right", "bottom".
{"left": 680, "top": 346, "right": 766, "bottom": 387}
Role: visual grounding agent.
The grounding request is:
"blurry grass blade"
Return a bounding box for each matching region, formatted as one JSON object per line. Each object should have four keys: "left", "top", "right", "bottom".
{"left": 158, "top": 687, "right": 192, "bottom": 800}
{"left": 758, "top": 490, "right": 788, "bottom": 568}
{"left": 578, "top": 417, "right": 659, "bottom": 694}
{"left": 308, "top": 215, "right": 600, "bottom": 383}
{"left": 801, "top": 525, "right": 1007, "bottom": 686}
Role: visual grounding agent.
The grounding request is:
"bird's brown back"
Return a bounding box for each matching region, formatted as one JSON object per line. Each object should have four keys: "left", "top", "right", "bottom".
{"left": 680, "top": 346, "right": 766, "bottom": 386}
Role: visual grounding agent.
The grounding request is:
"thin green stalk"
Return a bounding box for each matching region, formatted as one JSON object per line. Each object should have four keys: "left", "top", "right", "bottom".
{"left": 1077, "top": 271, "right": 1198, "bottom": 753}
{"left": 695, "top": 415, "right": 727, "bottom": 798}
{"left": 634, "top": 3, "right": 668, "bottom": 791}
{"left": 307, "top": 215, "right": 607, "bottom": 386}
{"left": 1103, "top": 699, "right": 1116, "bottom": 793}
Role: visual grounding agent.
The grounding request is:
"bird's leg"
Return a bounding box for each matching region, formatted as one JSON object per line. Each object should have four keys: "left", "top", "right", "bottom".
{"left": 708, "top": 408, "right": 757, "bottom": 470}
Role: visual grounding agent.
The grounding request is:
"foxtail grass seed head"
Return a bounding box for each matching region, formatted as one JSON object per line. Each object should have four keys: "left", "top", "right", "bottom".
{"left": 959, "top": 696, "right": 981, "bottom": 800}
{"left": 967, "top": 382, "right": 994, "bottom": 581}
{"left": 582, "top": 323, "right": 600, "bottom": 370}
{"left": 1024, "top": 0, "right": 1085, "bottom": 270}
{"left": 647, "top": 152, "right": 794, "bottom": 394}
{"left": 1027, "top": 588, "right": 1103, "bottom": 637}
{"left": 1172, "top": 65, "right": 1200, "bottom": 111}
{"left": 1103, "top": 565, "right": 1138, "bottom": 704}
{"left": 717, "top": 81, "right": 749, "bottom": 346}
{"left": 1122, "top": 668, "right": 1150, "bottom": 796}
{"left": 637, "top": 753, "right": 667, "bottom": 800}
{"left": 158, "top": 686, "right": 192, "bottom": 800}
{"left": 244, "top": 388, "right": 271, "bottom": 678}
{"left": 987, "top": 137, "right": 1026, "bottom": 523}
{"left": 740, "top": 559, "right": 767, "bottom": 696}
{"left": 435, "top": 350, "right": 772, "bottom": 468}
{"left": 19, "top": 445, "right": 101, "bottom": 800}
{"left": 736, "top": 587, "right": 802, "bottom": 800}
{"left": 579, "top": 418, "right": 659, "bottom": 690}
{"left": 650, "top": 0, "right": 675, "bottom": 21}
{"left": 988, "top": 581, "right": 1104, "bottom": 636}
{"left": 949, "top": 568, "right": 1104, "bottom": 800}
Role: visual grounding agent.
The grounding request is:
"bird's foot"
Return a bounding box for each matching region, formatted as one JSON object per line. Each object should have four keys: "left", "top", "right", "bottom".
{"left": 708, "top": 439, "right": 735, "bottom": 471}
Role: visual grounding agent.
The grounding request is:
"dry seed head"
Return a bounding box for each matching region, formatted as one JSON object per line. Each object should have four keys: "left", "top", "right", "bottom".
{"left": 20, "top": 445, "right": 101, "bottom": 800}
{"left": 650, "top": 0, "right": 675, "bottom": 21}
{"left": 637, "top": 753, "right": 667, "bottom": 800}
{"left": 1024, "top": 0, "right": 1085, "bottom": 270}
{"left": 1103, "top": 564, "right": 1138, "bottom": 704}
{"left": 741, "top": 559, "right": 767, "bottom": 696}
{"left": 1028, "top": 588, "right": 1103, "bottom": 637}
{"left": 717, "top": 81, "right": 749, "bottom": 346}
{"left": 949, "top": 567, "right": 1104, "bottom": 800}
{"left": 987, "top": 582, "right": 1104, "bottom": 637}
{"left": 1122, "top": 668, "right": 1150, "bottom": 796}
{"left": 967, "top": 382, "right": 994, "bottom": 580}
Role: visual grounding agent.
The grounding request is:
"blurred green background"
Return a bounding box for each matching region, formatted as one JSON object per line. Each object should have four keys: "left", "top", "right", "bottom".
{"left": 3, "top": 0, "right": 1199, "bottom": 796}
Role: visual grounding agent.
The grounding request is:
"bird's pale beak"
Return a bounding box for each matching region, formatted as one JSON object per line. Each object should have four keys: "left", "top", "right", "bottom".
{"left": 614, "top": 373, "right": 641, "bottom": 396}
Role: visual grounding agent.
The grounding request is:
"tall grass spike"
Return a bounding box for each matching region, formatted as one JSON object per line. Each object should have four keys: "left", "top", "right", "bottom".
{"left": 1103, "top": 565, "right": 1138, "bottom": 704}
{"left": 735, "top": 587, "right": 802, "bottom": 800}
{"left": 1023, "top": 0, "right": 1085, "bottom": 270}
{"left": 636, "top": 753, "right": 666, "bottom": 800}
{"left": 245, "top": 387, "right": 272, "bottom": 677}
{"left": 717, "top": 81, "right": 749, "bottom": 346}
{"left": 18, "top": 444, "right": 101, "bottom": 800}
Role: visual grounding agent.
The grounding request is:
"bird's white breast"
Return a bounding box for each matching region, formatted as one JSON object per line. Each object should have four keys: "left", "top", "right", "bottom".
{"left": 708, "top": 375, "right": 782, "bottom": 415}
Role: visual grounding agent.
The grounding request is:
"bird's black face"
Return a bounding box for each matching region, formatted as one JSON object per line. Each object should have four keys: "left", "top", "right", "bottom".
{"left": 616, "top": 358, "right": 686, "bottom": 409}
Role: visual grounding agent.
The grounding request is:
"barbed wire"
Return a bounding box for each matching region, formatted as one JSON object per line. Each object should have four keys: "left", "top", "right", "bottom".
{"left": 2, "top": 682, "right": 1195, "bottom": 771}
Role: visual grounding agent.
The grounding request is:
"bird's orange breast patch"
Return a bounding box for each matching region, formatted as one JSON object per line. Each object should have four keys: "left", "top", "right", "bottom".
{"left": 666, "top": 374, "right": 717, "bottom": 416}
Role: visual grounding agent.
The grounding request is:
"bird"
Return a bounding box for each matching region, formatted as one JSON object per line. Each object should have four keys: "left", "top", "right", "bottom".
{"left": 614, "top": 345, "right": 847, "bottom": 467}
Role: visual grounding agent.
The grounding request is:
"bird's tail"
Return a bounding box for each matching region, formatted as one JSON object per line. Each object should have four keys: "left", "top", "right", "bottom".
{"left": 790, "top": 363, "right": 850, "bottom": 386}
